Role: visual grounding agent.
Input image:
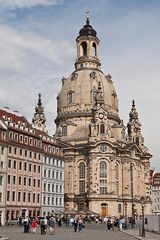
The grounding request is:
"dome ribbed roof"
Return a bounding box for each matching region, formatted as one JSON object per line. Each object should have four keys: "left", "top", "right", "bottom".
{"left": 78, "top": 17, "right": 97, "bottom": 38}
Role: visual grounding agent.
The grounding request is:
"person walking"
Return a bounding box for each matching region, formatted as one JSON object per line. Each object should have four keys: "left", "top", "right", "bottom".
{"left": 78, "top": 216, "right": 83, "bottom": 232}
{"left": 40, "top": 217, "right": 46, "bottom": 235}
{"left": 73, "top": 217, "right": 78, "bottom": 232}
{"left": 48, "top": 216, "right": 56, "bottom": 235}
{"left": 31, "top": 218, "right": 37, "bottom": 234}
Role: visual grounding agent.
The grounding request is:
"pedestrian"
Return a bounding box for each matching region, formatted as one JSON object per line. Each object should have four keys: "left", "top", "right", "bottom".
{"left": 118, "top": 217, "right": 124, "bottom": 231}
{"left": 48, "top": 216, "right": 56, "bottom": 235}
{"left": 73, "top": 217, "right": 78, "bottom": 232}
{"left": 23, "top": 216, "right": 30, "bottom": 233}
{"left": 78, "top": 216, "right": 83, "bottom": 232}
{"left": 40, "top": 217, "right": 45, "bottom": 235}
{"left": 31, "top": 218, "right": 37, "bottom": 234}
{"left": 44, "top": 217, "right": 48, "bottom": 234}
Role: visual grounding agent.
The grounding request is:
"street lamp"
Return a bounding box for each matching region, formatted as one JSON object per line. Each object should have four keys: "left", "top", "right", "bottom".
{"left": 124, "top": 202, "right": 128, "bottom": 229}
{"left": 140, "top": 196, "right": 145, "bottom": 237}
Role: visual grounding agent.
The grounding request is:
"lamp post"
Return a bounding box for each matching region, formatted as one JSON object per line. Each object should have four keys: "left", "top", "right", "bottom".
{"left": 140, "top": 196, "right": 145, "bottom": 237}
{"left": 124, "top": 202, "right": 127, "bottom": 229}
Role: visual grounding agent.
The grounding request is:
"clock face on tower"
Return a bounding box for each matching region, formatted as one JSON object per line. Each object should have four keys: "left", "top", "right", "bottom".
{"left": 99, "top": 112, "right": 104, "bottom": 119}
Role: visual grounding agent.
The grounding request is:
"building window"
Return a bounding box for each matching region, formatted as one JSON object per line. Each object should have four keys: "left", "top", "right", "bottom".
{"left": 38, "top": 166, "right": 40, "bottom": 173}
{"left": 56, "top": 172, "right": 58, "bottom": 179}
{"left": 7, "top": 191, "right": 10, "bottom": 201}
{"left": 0, "top": 176, "right": 2, "bottom": 185}
{"left": 24, "top": 177, "right": 26, "bottom": 186}
{"left": 44, "top": 183, "right": 46, "bottom": 191}
{"left": 0, "top": 193, "right": 2, "bottom": 202}
{"left": 79, "top": 162, "right": 86, "bottom": 194}
{"left": 62, "top": 126, "right": 67, "bottom": 136}
{"left": 13, "top": 176, "right": 16, "bottom": 184}
{"left": 20, "top": 149, "right": 23, "bottom": 156}
{"left": 19, "top": 177, "right": 21, "bottom": 185}
{"left": 28, "top": 178, "right": 31, "bottom": 186}
{"left": 23, "top": 192, "right": 26, "bottom": 202}
{"left": 43, "top": 197, "right": 46, "bottom": 205}
{"left": 99, "top": 161, "right": 107, "bottom": 194}
{"left": 56, "top": 198, "right": 58, "bottom": 205}
{"left": 48, "top": 170, "right": 51, "bottom": 178}
{"left": 1, "top": 146, "right": 4, "bottom": 154}
{"left": 118, "top": 204, "right": 122, "bottom": 213}
{"left": 67, "top": 91, "right": 74, "bottom": 104}
{"left": 100, "top": 144, "right": 107, "bottom": 153}
{"left": 24, "top": 162, "right": 27, "bottom": 171}
{"left": 56, "top": 185, "right": 58, "bottom": 193}
{"left": 100, "top": 179, "right": 107, "bottom": 194}
{"left": 44, "top": 169, "right": 46, "bottom": 177}
{"left": 13, "top": 160, "right": 16, "bottom": 169}
{"left": 28, "top": 193, "right": 31, "bottom": 202}
{"left": 18, "top": 192, "right": 21, "bottom": 202}
{"left": 37, "top": 194, "right": 40, "bottom": 203}
{"left": 34, "top": 165, "right": 36, "bottom": 172}
{"left": 60, "top": 172, "right": 62, "bottom": 180}
{"left": 100, "top": 123, "right": 105, "bottom": 134}
{"left": 12, "top": 191, "right": 15, "bottom": 201}
{"left": 8, "top": 175, "right": 11, "bottom": 184}
{"left": 52, "top": 184, "right": 54, "bottom": 192}
{"left": 33, "top": 193, "right": 35, "bottom": 203}
{"left": 81, "top": 41, "right": 87, "bottom": 56}
{"left": 38, "top": 180, "right": 40, "bottom": 188}
{"left": 33, "top": 179, "right": 36, "bottom": 187}
{"left": 52, "top": 197, "right": 54, "bottom": 205}
{"left": 79, "top": 163, "right": 85, "bottom": 179}
{"left": 19, "top": 162, "right": 22, "bottom": 170}
{"left": 48, "top": 184, "right": 50, "bottom": 192}
{"left": 79, "top": 180, "right": 85, "bottom": 194}
{"left": 48, "top": 197, "right": 50, "bottom": 205}
{"left": 14, "top": 148, "right": 17, "bottom": 155}
{"left": 29, "top": 164, "right": 31, "bottom": 172}
{"left": 8, "top": 146, "right": 12, "bottom": 154}
{"left": 100, "top": 161, "right": 107, "bottom": 178}
{"left": 29, "top": 151, "right": 32, "bottom": 158}
{"left": 8, "top": 159, "right": 11, "bottom": 168}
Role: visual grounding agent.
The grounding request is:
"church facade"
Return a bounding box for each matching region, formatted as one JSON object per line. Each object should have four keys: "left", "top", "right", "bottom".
{"left": 55, "top": 18, "right": 152, "bottom": 217}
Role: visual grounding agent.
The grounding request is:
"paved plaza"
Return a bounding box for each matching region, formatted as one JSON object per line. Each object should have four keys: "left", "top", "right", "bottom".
{"left": 0, "top": 223, "right": 137, "bottom": 240}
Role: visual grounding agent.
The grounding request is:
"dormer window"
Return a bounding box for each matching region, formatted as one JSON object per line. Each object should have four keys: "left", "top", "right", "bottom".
{"left": 62, "top": 126, "right": 67, "bottom": 136}
{"left": 67, "top": 91, "right": 74, "bottom": 104}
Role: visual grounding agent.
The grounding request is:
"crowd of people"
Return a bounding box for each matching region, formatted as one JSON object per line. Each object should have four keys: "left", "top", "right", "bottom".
{"left": 18, "top": 214, "right": 135, "bottom": 235}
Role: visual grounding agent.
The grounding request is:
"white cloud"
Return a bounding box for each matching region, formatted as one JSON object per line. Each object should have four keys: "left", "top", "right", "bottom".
{"left": 0, "top": 23, "right": 74, "bottom": 75}
{"left": 0, "top": 0, "right": 63, "bottom": 9}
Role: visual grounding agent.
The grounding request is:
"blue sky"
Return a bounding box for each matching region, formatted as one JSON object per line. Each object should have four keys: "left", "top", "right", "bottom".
{"left": 0, "top": 0, "right": 160, "bottom": 170}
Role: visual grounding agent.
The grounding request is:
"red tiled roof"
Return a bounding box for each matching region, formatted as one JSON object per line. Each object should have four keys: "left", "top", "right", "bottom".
{"left": 0, "top": 109, "right": 30, "bottom": 125}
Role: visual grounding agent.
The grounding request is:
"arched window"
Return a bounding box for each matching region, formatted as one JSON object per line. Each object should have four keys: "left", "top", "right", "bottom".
{"left": 118, "top": 203, "right": 122, "bottom": 213}
{"left": 62, "top": 126, "right": 67, "bottom": 136}
{"left": 99, "top": 161, "right": 107, "bottom": 194}
{"left": 67, "top": 91, "right": 74, "bottom": 104}
{"left": 79, "top": 162, "right": 85, "bottom": 179}
{"left": 81, "top": 42, "right": 87, "bottom": 56}
{"left": 100, "top": 124, "right": 105, "bottom": 134}
{"left": 92, "top": 42, "right": 97, "bottom": 56}
{"left": 100, "top": 161, "right": 107, "bottom": 178}
{"left": 79, "top": 162, "right": 85, "bottom": 194}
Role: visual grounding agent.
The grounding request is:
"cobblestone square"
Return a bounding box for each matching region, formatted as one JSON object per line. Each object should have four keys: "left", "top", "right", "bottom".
{"left": 0, "top": 223, "right": 137, "bottom": 240}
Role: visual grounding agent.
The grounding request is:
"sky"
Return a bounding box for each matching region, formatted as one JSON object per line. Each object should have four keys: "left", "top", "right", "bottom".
{"left": 0, "top": 0, "right": 160, "bottom": 171}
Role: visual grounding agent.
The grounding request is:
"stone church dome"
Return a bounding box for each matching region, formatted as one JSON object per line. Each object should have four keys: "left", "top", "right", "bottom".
{"left": 55, "top": 18, "right": 121, "bottom": 141}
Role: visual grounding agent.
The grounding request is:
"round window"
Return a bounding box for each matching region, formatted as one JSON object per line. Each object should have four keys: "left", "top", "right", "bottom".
{"left": 100, "top": 144, "right": 107, "bottom": 152}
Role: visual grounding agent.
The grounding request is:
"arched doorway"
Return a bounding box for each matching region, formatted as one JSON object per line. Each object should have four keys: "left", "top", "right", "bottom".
{"left": 101, "top": 203, "right": 108, "bottom": 217}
